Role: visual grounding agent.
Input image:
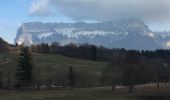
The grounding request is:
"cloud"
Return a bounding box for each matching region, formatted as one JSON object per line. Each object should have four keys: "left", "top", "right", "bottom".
{"left": 29, "top": 0, "right": 50, "bottom": 16}
{"left": 29, "top": 0, "right": 170, "bottom": 22}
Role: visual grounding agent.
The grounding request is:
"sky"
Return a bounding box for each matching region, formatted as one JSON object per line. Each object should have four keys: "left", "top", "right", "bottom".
{"left": 1, "top": 0, "right": 170, "bottom": 43}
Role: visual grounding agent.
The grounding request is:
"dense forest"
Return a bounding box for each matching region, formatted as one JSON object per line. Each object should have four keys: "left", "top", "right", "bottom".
{"left": 0, "top": 38, "right": 170, "bottom": 93}
{"left": 30, "top": 42, "right": 170, "bottom": 61}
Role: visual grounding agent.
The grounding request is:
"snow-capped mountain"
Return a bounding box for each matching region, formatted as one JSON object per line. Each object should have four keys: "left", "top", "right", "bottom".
{"left": 15, "top": 19, "right": 162, "bottom": 50}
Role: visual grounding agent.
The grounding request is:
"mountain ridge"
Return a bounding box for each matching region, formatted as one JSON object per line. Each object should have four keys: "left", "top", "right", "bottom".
{"left": 14, "top": 19, "right": 168, "bottom": 50}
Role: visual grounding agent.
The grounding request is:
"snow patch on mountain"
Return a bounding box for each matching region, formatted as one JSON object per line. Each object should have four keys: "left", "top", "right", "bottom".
{"left": 166, "top": 41, "right": 170, "bottom": 47}
{"left": 38, "top": 32, "right": 54, "bottom": 39}
{"left": 17, "top": 34, "right": 33, "bottom": 46}
{"left": 148, "top": 32, "right": 155, "bottom": 38}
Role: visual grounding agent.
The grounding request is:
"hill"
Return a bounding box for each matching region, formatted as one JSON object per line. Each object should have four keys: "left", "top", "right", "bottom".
{"left": 0, "top": 51, "right": 109, "bottom": 88}
{"left": 0, "top": 37, "right": 9, "bottom": 52}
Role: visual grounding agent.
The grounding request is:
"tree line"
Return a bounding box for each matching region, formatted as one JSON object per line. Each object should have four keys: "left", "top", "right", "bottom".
{"left": 103, "top": 50, "right": 170, "bottom": 93}
{"left": 28, "top": 42, "right": 170, "bottom": 62}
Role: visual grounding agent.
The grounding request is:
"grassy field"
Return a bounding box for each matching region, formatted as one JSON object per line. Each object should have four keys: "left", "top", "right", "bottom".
{"left": 0, "top": 51, "right": 109, "bottom": 88}
{"left": 0, "top": 86, "right": 170, "bottom": 100}
{"left": 1, "top": 52, "right": 170, "bottom": 100}
{"left": 0, "top": 51, "right": 109, "bottom": 73}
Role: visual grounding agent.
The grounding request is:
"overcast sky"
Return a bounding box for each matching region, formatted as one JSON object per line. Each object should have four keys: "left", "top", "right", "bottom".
{"left": 1, "top": 0, "right": 170, "bottom": 43}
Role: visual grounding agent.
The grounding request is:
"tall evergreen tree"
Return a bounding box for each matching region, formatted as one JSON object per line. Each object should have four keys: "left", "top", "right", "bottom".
{"left": 68, "top": 67, "right": 75, "bottom": 90}
{"left": 16, "top": 46, "right": 33, "bottom": 89}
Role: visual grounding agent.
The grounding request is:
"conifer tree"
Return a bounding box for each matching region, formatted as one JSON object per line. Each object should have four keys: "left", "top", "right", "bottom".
{"left": 16, "top": 46, "right": 33, "bottom": 89}
{"left": 68, "top": 67, "right": 75, "bottom": 90}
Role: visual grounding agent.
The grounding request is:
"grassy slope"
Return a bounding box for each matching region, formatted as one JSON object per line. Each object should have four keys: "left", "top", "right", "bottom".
{"left": 0, "top": 51, "right": 109, "bottom": 87}
{"left": 32, "top": 52, "right": 109, "bottom": 73}
{"left": 0, "top": 51, "right": 109, "bottom": 72}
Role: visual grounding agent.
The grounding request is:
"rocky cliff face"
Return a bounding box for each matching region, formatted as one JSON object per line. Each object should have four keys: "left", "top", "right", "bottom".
{"left": 15, "top": 19, "right": 162, "bottom": 50}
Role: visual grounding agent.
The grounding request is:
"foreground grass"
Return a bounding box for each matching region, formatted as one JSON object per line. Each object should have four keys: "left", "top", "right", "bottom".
{"left": 0, "top": 87, "right": 170, "bottom": 100}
